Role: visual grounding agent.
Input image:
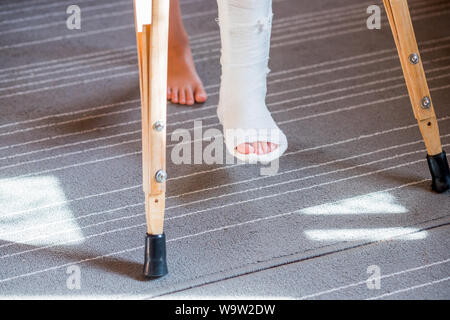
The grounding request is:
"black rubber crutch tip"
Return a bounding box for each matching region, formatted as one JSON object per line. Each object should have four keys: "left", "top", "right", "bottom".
{"left": 143, "top": 233, "right": 168, "bottom": 279}
{"left": 427, "top": 151, "right": 450, "bottom": 193}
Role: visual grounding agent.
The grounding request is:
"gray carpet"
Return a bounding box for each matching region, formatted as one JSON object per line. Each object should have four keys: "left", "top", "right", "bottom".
{"left": 0, "top": 0, "right": 449, "bottom": 299}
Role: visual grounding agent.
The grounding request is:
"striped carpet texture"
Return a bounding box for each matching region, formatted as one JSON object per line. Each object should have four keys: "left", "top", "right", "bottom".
{"left": 0, "top": 0, "right": 449, "bottom": 299}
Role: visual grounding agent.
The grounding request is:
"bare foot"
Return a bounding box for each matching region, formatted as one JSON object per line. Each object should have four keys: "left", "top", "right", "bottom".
{"left": 167, "top": 44, "right": 207, "bottom": 105}
{"left": 167, "top": 0, "right": 207, "bottom": 106}
{"left": 236, "top": 142, "right": 278, "bottom": 155}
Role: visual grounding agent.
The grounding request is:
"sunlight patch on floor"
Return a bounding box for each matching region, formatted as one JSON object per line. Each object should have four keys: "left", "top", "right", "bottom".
{"left": 304, "top": 228, "right": 428, "bottom": 241}
{"left": 300, "top": 192, "right": 408, "bottom": 215}
{"left": 0, "top": 176, "right": 84, "bottom": 246}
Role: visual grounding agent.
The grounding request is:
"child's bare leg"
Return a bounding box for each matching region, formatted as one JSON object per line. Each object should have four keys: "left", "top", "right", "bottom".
{"left": 168, "top": 0, "right": 207, "bottom": 105}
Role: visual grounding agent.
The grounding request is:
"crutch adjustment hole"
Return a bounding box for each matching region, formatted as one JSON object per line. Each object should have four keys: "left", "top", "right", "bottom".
{"left": 428, "top": 122, "right": 432, "bottom": 127}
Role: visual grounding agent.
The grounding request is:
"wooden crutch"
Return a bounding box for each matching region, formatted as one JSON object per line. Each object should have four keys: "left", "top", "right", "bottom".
{"left": 133, "top": 0, "right": 170, "bottom": 278}
{"left": 383, "top": 0, "right": 450, "bottom": 193}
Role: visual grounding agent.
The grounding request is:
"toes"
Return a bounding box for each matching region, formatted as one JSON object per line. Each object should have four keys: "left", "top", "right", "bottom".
{"left": 236, "top": 142, "right": 279, "bottom": 156}
{"left": 268, "top": 142, "right": 278, "bottom": 152}
{"left": 260, "top": 142, "right": 268, "bottom": 154}
{"left": 236, "top": 143, "right": 254, "bottom": 155}
{"left": 194, "top": 86, "right": 208, "bottom": 103}
{"left": 256, "top": 142, "right": 278, "bottom": 154}
{"left": 171, "top": 88, "right": 179, "bottom": 104}
{"left": 185, "top": 87, "right": 195, "bottom": 105}
{"left": 252, "top": 142, "right": 260, "bottom": 155}
{"left": 179, "top": 89, "right": 186, "bottom": 105}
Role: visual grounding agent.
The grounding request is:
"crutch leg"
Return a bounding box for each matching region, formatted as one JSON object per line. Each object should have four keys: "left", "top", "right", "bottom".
{"left": 383, "top": 0, "right": 450, "bottom": 193}
{"left": 134, "top": 0, "right": 170, "bottom": 278}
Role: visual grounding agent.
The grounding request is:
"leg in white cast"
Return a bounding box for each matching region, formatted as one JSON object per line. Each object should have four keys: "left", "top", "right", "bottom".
{"left": 216, "top": 0, "right": 288, "bottom": 163}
